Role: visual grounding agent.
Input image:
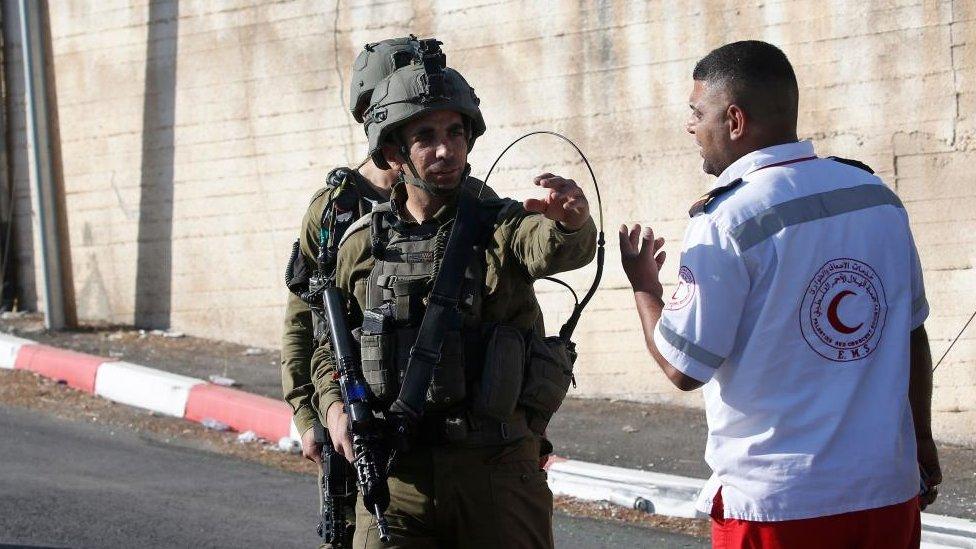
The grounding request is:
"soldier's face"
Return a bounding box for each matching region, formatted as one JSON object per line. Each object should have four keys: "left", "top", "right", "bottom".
{"left": 686, "top": 80, "right": 735, "bottom": 176}
{"left": 391, "top": 110, "right": 469, "bottom": 190}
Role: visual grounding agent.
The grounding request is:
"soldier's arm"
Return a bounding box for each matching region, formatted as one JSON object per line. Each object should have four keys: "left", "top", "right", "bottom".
{"left": 310, "top": 333, "right": 342, "bottom": 419}
{"left": 514, "top": 212, "right": 596, "bottom": 278}
{"left": 505, "top": 173, "right": 596, "bottom": 278}
{"left": 502, "top": 205, "right": 597, "bottom": 279}
{"left": 281, "top": 292, "right": 318, "bottom": 436}
{"left": 280, "top": 189, "right": 330, "bottom": 437}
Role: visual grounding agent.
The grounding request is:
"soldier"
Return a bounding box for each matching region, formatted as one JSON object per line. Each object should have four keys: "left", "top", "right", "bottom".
{"left": 280, "top": 37, "right": 497, "bottom": 547}
{"left": 312, "top": 57, "right": 596, "bottom": 548}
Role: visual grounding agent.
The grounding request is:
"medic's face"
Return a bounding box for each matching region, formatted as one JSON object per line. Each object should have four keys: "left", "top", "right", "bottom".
{"left": 686, "top": 79, "right": 736, "bottom": 177}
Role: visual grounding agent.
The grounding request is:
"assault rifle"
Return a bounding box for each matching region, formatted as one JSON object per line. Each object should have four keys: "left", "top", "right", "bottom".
{"left": 323, "top": 286, "right": 392, "bottom": 543}
{"left": 313, "top": 422, "right": 355, "bottom": 547}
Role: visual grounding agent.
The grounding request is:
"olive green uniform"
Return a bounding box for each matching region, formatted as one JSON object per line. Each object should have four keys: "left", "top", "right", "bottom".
{"left": 310, "top": 186, "right": 597, "bottom": 548}
{"left": 280, "top": 172, "right": 388, "bottom": 549}
{"left": 280, "top": 175, "right": 496, "bottom": 437}
{"left": 281, "top": 174, "right": 497, "bottom": 549}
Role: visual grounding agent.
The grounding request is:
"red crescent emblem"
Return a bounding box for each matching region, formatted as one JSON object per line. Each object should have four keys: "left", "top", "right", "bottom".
{"left": 801, "top": 258, "right": 887, "bottom": 363}
{"left": 827, "top": 290, "right": 862, "bottom": 334}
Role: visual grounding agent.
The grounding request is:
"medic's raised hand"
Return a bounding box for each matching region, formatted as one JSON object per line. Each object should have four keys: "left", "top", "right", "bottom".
{"left": 619, "top": 224, "right": 667, "bottom": 298}
{"left": 524, "top": 173, "right": 590, "bottom": 231}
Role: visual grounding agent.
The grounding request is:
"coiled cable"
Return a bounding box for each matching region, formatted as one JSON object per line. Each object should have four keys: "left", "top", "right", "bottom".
{"left": 479, "top": 131, "right": 605, "bottom": 341}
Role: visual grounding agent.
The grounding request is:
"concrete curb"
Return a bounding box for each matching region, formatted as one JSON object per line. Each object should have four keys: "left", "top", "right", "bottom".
{"left": 15, "top": 344, "right": 103, "bottom": 393}
{"left": 185, "top": 383, "right": 294, "bottom": 441}
{"left": 547, "top": 460, "right": 705, "bottom": 519}
{"left": 95, "top": 361, "right": 205, "bottom": 418}
{"left": 547, "top": 457, "right": 976, "bottom": 548}
{"left": 921, "top": 513, "right": 976, "bottom": 548}
{"left": 0, "top": 333, "right": 297, "bottom": 441}
{"left": 0, "top": 333, "right": 31, "bottom": 369}
{"left": 2, "top": 331, "right": 974, "bottom": 547}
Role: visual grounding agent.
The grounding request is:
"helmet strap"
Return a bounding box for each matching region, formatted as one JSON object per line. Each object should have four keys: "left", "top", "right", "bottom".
{"left": 396, "top": 141, "right": 461, "bottom": 198}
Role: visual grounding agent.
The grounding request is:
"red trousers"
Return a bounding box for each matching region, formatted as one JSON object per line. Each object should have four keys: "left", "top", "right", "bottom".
{"left": 710, "top": 488, "right": 921, "bottom": 549}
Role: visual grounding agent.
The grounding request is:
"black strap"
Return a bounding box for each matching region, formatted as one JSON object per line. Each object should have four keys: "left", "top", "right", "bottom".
{"left": 370, "top": 209, "right": 390, "bottom": 260}
{"left": 389, "top": 191, "right": 491, "bottom": 422}
{"left": 319, "top": 169, "right": 365, "bottom": 271}
{"left": 688, "top": 178, "right": 743, "bottom": 217}
{"left": 827, "top": 156, "right": 875, "bottom": 174}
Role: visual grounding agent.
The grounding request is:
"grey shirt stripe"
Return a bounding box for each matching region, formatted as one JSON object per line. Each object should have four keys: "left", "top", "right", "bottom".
{"left": 658, "top": 319, "right": 725, "bottom": 369}
{"left": 731, "top": 184, "right": 904, "bottom": 252}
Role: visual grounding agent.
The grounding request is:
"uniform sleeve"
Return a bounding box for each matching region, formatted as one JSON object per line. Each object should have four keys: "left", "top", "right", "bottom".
{"left": 281, "top": 291, "right": 318, "bottom": 435}
{"left": 504, "top": 204, "right": 597, "bottom": 279}
{"left": 653, "top": 218, "right": 750, "bottom": 383}
{"left": 311, "top": 334, "right": 342, "bottom": 422}
{"left": 908, "top": 230, "right": 928, "bottom": 329}
{"left": 300, "top": 190, "right": 328, "bottom": 264}
{"left": 279, "top": 190, "right": 329, "bottom": 436}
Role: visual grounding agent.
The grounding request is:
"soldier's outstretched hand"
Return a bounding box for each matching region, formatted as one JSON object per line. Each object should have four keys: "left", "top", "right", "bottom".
{"left": 525, "top": 173, "right": 590, "bottom": 231}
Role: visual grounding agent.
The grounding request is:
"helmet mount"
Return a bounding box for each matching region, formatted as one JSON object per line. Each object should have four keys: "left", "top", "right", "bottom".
{"left": 349, "top": 35, "right": 445, "bottom": 123}
{"left": 364, "top": 63, "right": 485, "bottom": 174}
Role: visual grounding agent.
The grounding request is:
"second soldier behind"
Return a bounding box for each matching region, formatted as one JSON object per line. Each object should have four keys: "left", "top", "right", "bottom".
{"left": 312, "top": 53, "right": 597, "bottom": 547}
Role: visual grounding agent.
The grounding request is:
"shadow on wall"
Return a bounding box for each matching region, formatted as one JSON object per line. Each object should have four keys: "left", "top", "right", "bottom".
{"left": 39, "top": 1, "right": 77, "bottom": 326}
{"left": 134, "top": 0, "right": 178, "bottom": 329}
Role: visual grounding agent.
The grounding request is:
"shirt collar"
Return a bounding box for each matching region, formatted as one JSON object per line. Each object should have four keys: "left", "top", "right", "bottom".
{"left": 713, "top": 140, "right": 817, "bottom": 190}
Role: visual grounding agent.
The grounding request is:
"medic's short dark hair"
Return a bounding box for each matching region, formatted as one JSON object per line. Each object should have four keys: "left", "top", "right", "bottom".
{"left": 693, "top": 40, "right": 799, "bottom": 125}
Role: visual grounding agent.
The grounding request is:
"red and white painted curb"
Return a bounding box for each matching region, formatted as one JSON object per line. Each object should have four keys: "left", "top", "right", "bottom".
{"left": 0, "top": 332, "right": 295, "bottom": 442}
{"left": 2, "top": 332, "right": 974, "bottom": 546}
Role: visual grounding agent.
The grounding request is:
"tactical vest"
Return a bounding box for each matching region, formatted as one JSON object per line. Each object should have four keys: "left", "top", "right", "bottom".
{"left": 359, "top": 202, "right": 489, "bottom": 414}
{"left": 356, "top": 197, "right": 580, "bottom": 446}
{"left": 360, "top": 196, "right": 575, "bottom": 449}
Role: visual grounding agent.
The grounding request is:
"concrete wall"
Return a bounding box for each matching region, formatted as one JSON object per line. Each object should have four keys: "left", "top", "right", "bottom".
{"left": 4, "top": 0, "right": 975, "bottom": 443}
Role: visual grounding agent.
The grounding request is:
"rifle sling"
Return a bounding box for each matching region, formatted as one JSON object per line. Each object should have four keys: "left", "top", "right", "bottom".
{"left": 390, "top": 191, "right": 489, "bottom": 421}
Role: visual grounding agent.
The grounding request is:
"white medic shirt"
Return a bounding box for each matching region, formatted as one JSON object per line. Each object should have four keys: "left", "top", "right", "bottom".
{"left": 654, "top": 140, "right": 928, "bottom": 522}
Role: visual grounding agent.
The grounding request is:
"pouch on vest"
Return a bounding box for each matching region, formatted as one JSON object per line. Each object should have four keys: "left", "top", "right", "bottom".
{"left": 519, "top": 334, "right": 577, "bottom": 434}
{"left": 424, "top": 330, "right": 467, "bottom": 412}
{"left": 285, "top": 239, "right": 310, "bottom": 298}
{"left": 360, "top": 304, "right": 397, "bottom": 404}
{"left": 473, "top": 324, "right": 525, "bottom": 422}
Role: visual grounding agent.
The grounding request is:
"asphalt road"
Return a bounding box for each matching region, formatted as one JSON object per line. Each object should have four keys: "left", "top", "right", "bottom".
{"left": 0, "top": 405, "right": 706, "bottom": 548}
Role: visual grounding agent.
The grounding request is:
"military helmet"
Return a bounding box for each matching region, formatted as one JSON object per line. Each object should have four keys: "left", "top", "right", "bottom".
{"left": 348, "top": 36, "right": 435, "bottom": 123}
{"left": 363, "top": 63, "right": 486, "bottom": 170}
